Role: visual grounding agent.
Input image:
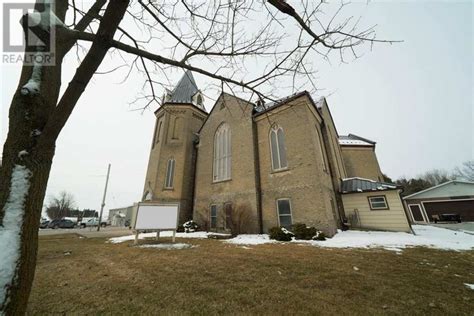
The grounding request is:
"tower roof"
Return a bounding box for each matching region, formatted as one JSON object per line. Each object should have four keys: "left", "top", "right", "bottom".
{"left": 165, "top": 70, "right": 205, "bottom": 111}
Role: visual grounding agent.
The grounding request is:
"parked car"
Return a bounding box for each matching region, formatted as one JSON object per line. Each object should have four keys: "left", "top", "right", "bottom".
{"left": 39, "top": 220, "right": 50, "bottom": 229}
{"left": 80, "top": 218, "right": 107, "bottom": 228}
{"left": 48, "top": 219, "right": 76, "bottom": 229}
{"left": 433, "top": 214, "right": 462, "bottom": 223}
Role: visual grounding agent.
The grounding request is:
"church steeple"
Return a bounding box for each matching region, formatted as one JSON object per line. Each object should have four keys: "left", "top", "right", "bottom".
{"left": 164, "top": 70, "right": 205, "bottom": 111}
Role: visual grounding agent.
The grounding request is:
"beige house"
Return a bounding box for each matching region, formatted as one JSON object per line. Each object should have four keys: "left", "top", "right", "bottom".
{"left": 142, "top": 71, "right": 411, "bottom": 235}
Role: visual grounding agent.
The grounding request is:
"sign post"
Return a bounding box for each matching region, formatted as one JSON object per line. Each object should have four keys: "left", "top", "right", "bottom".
{"left": 132, "top": 203, "right": 179, "bottom": 245}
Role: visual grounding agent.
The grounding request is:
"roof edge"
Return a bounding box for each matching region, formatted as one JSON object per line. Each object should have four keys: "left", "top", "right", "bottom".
{"left": 403, "top": 180, "right": 474, "bottom": 199}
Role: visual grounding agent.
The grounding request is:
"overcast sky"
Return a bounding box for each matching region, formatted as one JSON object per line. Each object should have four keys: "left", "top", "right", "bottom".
{"left": 1, "top": 1, "right": 472, "bottom": 215}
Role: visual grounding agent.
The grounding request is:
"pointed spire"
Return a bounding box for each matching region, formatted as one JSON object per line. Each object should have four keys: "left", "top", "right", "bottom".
{"left": 167, "top": 70, "right": 199, "bottom": 104}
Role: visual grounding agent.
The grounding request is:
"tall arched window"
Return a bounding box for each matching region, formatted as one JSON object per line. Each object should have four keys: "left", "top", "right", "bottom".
{"left": 213, "top": 123, "right": 231, "bottom": 181}
{"left": 165, "top": 158, "right": 175, "bottom": 188}
{"left": 270, "top": 126, "right": 288, "bottom": 171}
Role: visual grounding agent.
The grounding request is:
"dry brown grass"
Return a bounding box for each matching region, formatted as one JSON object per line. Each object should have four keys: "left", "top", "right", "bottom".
{"left": 27, "top": 234, "right": 474, "bottom": 315}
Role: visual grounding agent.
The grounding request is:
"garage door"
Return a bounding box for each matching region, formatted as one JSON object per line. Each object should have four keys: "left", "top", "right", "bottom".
{"left": 423, "top": 200, "right": 474, "bottom": 222}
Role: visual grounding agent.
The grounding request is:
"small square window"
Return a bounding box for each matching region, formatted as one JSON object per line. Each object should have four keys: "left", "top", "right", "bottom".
{"left": 368, "top": 196, "right": 388, "bottom": 210}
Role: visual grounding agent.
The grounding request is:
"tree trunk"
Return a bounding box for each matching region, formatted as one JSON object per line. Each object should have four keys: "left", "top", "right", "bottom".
{"left": 0, "top": 72, "right": 61, "bottom": 314}
{"left": 0, "top": 0, "right": 129, "bottom": 313}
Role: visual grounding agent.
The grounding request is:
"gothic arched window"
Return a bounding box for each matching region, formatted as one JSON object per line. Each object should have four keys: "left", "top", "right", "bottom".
{"left": 213, "top": 123, "right": 231, "bottom": 181}
{"left": 270, "top": 126, "right": 288, "bottom": 171}
{"left": 165, "top": 158, "right": 175, "bottom": 188}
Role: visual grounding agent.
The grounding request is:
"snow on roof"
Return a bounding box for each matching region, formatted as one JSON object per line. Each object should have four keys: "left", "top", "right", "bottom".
{"left": 339, "top": 134, "right": 375, "bottom": 146}
{"left": 254, "top": 91, "right": 307, "bottom": 113}
{"left": 341, "top": 177, "right": 399, "bottom": 193}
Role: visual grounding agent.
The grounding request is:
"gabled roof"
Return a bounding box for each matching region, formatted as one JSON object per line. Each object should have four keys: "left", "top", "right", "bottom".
{"left": 403, "top": 180, "right": 474, "bottom": 200}
{"left": 254, "top": 91, "right": 307, "bottom": 114}
{"left": 341, "top": 177, "right": 400, "bottom": 194}
{"left": 165, "top": 70, "right": 206, "bottom": 111}
{"left": 339, "top": 134, "right": 376, "bottom": 147}
{"left": 253, "top": 91, "right": 324, "bottom": 123}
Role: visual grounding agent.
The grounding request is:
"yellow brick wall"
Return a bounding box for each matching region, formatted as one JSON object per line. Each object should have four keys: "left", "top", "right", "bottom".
{"left": 341, "top": 147, "right": 384, "bottom": 181}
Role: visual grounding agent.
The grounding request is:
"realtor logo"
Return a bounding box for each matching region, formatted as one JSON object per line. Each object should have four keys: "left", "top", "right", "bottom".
{"left": 2, "top": 1, "right": 56, "bottom": 65}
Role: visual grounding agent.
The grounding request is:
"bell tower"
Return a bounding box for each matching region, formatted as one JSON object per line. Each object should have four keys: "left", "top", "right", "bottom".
{"left": 142, "top": 71, "right": 208, "bottom": 223}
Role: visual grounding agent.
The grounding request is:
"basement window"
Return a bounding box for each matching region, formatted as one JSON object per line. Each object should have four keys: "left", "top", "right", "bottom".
{"left": 210, "top": 205, "right": 217, "bottom": 229}
{"left": 277, "top": 199, "right": 292, "bottom": 228}
{"left": 368, "top": 196, "right": 389, "bottom": 210}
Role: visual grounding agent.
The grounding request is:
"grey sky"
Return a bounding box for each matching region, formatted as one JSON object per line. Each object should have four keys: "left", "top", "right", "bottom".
{"left": 1, "top": 1, "right": 472, "bottom": 214}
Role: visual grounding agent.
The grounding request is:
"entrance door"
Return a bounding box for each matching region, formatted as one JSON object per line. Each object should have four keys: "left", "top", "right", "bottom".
{"left": 408, "top": 204, "right": 426, "bottom": 222}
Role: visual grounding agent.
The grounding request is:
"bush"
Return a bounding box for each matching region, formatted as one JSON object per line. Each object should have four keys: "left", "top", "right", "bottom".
{"left": 183, "top": 220, "right": 198, "bottom": 233}
{"left": 269, "top": 226, "right": 294, "bottom": 241}
{"left": 313, "top": 231, "right": 326, "bottom": 241}
{"left": 292, "top": 223, "right": 317, "bottom": 240}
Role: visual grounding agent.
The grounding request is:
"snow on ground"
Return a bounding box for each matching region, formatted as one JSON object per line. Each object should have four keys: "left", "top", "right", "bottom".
{"left": 138, "top": 243, "right": 195, "bottom": 250}
{"left": 225, "top": 225, "right": 474, "bottom": 251}
{"left": 225, "top": 234, "right": 277, "bottom": 245}
{"left": 108, "top": 231, "right": 209, "bottom": 244}
{"left": 465, "top": 283, "right": 474, "bottom": 290}
{"left": 108, "top": 225, "right": 474, "bottom": 252}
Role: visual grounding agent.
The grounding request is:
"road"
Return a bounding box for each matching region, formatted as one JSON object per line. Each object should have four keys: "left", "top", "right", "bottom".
{"left": 38, "top": 226, "right": 133, "bottom": 238}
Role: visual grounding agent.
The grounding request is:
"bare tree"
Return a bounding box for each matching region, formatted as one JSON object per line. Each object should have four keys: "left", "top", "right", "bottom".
{"left": 0, "top": 0, "right": 395, "bottom": 313}
{"left": 421, "top": 169, "right": 454, "bottom": 186}
{"left": 45, "top": 191, "right": 75, "bottom": 219}
{"left": 453, "top": 160, "right": 474, "bottom": 181}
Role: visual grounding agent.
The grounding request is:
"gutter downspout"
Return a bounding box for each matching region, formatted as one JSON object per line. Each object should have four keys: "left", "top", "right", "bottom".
{"left": 190, "top": 133, "right": 200, "bottom": 222}
{"left": 320, "top": 121, "right": 345, "bottom": 228}
{"left": 252, "top": 117, "right": 264, "bottom": 234}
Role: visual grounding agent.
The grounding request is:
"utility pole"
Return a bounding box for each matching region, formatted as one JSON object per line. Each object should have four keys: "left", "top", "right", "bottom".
{"left": 97, "top": 163, "right": 111, "bottom": 232}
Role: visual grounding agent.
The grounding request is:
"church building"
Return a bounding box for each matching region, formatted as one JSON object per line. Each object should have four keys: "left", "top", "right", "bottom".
{"left": 141, "top": 71, "right": 412, "bottom": 236}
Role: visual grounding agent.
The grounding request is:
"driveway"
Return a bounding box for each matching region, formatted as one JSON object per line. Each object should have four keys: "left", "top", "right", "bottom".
{"left": 38, "top": 226, "right": 132, "bottom": 238}
{"left": 431, "top": 222, "right": 474, "bottom": 235}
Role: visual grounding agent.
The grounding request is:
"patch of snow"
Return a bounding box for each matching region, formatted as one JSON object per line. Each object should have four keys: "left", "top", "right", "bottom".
{"left": 21, "top": 57, "right": 42, "bottom": 96}
{"left": 138, "top": 243, "right": 194, "bottom": 250}
{"left": 308, "top": 225, "right": 474, "bottom": 251}
{"left": 108, "top": 231, "right": 209, "bottom": 244}
{"left": 18, "top": 150, "right": 28, "bottom": 159}
{"left": 21, "top": 1, "right": 66, "bottom": 96}
{"left": 30, "top": 129, "right": 42, "bottom": 136}
{"left": 339, "top": 139, "right": 372, "bottom": 146}
{"left": 0, "top": 165, "right": 32, "bottom": 306}
{"left": 225, "top": 234, "right": 277, "bottom": 245}
{"left": 27, "top": 1, "right": 65, "bottom": 31}
{"left": 464, "top": 283, "right": 474, "bottom": 290}
{"left": 353, "top": 266, "right": 359, "bottom": 271}
{"left": 223, "top": 225, "right": 474, "bottom": 251}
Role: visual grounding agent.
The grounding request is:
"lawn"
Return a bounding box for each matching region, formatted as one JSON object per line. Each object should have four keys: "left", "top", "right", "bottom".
{"left": 28, "top": 234, "right": 474, "bottom": 315}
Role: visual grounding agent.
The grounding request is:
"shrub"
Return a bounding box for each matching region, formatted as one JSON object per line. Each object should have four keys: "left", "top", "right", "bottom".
{"left": 292, "top": 223, "right": 317, "bottom": 240}
{"left": 230, "top": 203, "right": 253, "bottom": 236}
{"left": 183, "top": 220, "right": 198, "bottom": 233}
{"left": 313, "top": 231, "right": 326, "bottom": 241}
{"left": 269, "top": 226, "right": 294, "bottom": 241}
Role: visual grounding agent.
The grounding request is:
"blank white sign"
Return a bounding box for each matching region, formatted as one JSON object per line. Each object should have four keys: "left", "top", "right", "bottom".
{"left": 134, "top": 204, "right": 179, "bottom": 230}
